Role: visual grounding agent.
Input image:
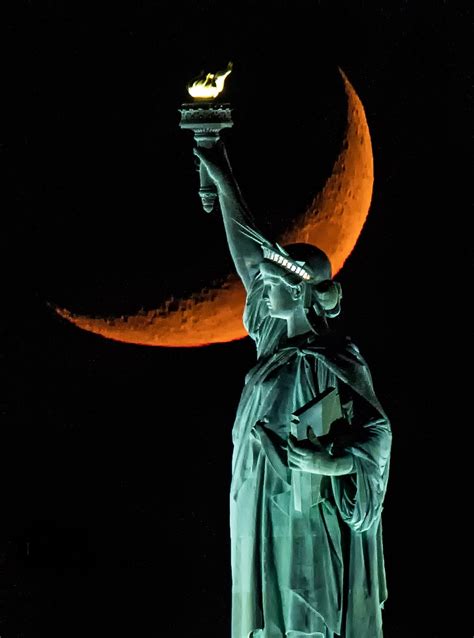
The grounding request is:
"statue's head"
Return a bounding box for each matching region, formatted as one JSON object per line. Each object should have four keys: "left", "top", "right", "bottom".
{"left": 259, "top": 242, "right": 342, "bottom": 321}
{"left": 234, "top": 221, "right": 342, "bottom": 325}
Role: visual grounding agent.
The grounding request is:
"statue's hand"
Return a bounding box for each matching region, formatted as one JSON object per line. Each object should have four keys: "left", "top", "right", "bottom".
{"left": 287, "top": 428, "right": 354, "bottom": 476}
{"left": 252, "top": 420, "right": 289, "bottom": 467}
{"left": 193, "top": 141, "right": 235, "bottom": 193}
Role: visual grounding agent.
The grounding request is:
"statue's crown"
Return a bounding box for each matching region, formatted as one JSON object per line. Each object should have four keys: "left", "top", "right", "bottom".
{"left": 234, "top": 220, "right": 315, "bottom": 282}
{"left": 261, "top": 246, "right": 313, "bottom": 280}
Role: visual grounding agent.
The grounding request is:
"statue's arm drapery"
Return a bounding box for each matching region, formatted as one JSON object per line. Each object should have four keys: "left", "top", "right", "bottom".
{"left": 331, "top": 413, "right": 391, "bottom": 533}
{"left": 329, "top": 350, "right": 392, "bottom": 533}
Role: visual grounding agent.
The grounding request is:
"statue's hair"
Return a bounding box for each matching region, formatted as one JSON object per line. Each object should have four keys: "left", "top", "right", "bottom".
{"left": 282, "top": 243, "right": 332, "bottom": 281}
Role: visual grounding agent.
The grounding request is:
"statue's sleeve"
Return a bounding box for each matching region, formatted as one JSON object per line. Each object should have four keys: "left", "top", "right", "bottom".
{"left": 242, "top": 272, "right": 285, "bottom": 356}
{"left": 331, "top": 364, "right": 392, "bottom": 534}
{"left": 242, "top": 271, "right": 266, "bottom": 340}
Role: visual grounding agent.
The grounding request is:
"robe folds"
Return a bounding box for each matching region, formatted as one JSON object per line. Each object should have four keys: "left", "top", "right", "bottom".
{"left": 230, "top": 274, "right": 392, "bottom": 638}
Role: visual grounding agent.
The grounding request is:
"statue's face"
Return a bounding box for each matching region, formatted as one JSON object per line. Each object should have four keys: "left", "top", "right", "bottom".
{"left": 260, "top": 262, "right": 302, "bottom": 319}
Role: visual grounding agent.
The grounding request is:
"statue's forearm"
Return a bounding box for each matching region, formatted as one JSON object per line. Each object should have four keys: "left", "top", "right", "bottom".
{"left": 193, "top": 143, "right": 265, "bottom": 289}
{"left": 331, "top": 452, "right": 355, "bottom": 476}
{"left": 218, "top": 178, "right": 251, "bottom": 228}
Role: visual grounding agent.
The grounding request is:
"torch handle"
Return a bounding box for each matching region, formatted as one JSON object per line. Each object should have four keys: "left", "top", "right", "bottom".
{"left": 198, "top": 160, "right": 218, "bottom": 214}
{"left": 195, "top": 136, "right": 220, "bottom": 213}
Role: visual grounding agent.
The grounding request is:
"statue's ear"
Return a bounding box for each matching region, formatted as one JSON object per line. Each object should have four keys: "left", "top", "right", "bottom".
{"left": 291, "top": 284, "right": 304, "bottom": 302}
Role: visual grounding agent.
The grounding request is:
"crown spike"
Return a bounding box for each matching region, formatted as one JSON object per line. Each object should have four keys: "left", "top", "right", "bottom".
{"left": 233, "top": 219, "right": 317, "bottom": 283}
{"left": 233, "top": 219, "right": 271, "bottom": 247}
{"left": 275, "top": 242, "right": 289, "bottom": 256}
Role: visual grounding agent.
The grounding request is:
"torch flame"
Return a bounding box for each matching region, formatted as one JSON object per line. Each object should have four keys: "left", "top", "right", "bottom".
{"left": 188, "top": 61, "right": 233, "bottom": 99}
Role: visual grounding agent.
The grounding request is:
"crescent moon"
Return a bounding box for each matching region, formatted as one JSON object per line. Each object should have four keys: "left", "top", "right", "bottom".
{"left": 55, "top": 69, "right": 373, "bottom": 348}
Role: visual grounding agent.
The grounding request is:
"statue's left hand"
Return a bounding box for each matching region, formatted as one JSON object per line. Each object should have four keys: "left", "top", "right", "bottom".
{"left": 252, "top": 421, "right": 288, "bottom": 460}
{"left": 287, "top": 428, "right": 354, "bottom": 476}
{"left": 251, "top": 421, "right": 290, "bottom": 482}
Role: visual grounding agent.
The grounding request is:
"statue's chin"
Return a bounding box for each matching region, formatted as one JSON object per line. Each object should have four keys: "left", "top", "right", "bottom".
{"left": 267, "top": 309, "right": 287, "bottom": 320}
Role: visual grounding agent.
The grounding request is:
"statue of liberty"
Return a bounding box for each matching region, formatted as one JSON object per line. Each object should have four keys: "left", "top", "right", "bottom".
{"left": 194, "top": 140, "right": 392, "bottom": 638}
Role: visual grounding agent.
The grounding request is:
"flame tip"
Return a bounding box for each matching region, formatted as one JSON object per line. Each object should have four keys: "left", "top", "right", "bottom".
{"left": 187, "top": 61, "right": 233, "bottom": 99}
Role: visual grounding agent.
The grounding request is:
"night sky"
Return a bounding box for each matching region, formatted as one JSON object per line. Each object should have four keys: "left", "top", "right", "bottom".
{"left": 1, "top": 2, "right": 469, "bottom": 637}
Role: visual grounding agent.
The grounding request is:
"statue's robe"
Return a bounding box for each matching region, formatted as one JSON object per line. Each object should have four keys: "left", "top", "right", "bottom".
{"left": 230, "top": 274, "right": 392, "bottom": 638}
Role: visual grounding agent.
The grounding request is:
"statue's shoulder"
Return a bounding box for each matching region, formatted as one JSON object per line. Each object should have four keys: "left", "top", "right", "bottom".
{"left": 303, "top": 334, "right": 388, "bottom": 420}
{"left": 303, "top": 334, "right": 368, "bottom": 371}
{"left": 341, "top": 336, "right": 366, "bottom": 363}
{"left": 305, "top": 333, "right": 357, "bottom": 354}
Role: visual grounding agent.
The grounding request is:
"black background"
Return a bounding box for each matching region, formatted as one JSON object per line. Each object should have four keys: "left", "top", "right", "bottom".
{"left": 0, "top": 2, "right": 470, "bottom": 636}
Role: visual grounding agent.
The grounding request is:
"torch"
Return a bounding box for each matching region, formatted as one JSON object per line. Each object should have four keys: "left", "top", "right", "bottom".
{"left": 179, "top": 61, "right": 234, "bottom": 213}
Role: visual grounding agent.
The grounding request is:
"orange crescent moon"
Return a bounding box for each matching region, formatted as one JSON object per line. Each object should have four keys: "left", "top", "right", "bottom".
{"left": 55, "top": 69, "right": 373, "bottom": 348}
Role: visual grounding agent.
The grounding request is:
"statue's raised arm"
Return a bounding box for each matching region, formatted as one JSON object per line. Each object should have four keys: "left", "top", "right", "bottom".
{"left": 193, "top": 141, "right": 263, "bottom": 292}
